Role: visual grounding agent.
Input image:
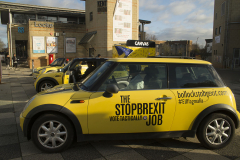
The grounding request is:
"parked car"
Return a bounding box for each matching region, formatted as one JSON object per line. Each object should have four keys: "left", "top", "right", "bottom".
{"left": 34, "top": 58, "right": 107, "bottom": 92}
{"left": 33, "top": 58, "right": 69, "bottom": 79}
{"left": 20, "top": 57, "right": 240, "bottom": 153}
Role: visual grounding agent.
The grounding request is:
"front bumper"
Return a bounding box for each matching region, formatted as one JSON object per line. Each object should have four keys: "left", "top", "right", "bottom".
{"left": 32, "top": 73, "right": 39, "bottom": 79}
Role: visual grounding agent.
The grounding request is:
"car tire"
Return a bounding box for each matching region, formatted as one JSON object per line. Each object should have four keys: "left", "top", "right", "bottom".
{"left": 196, "top": 113, "right": 235, "bottom": 149}
{"left": 38, "top": 80, "right": 55, "bottom": 92}
{"left": 31, "top": 114, "right": 74, "bottom": 153}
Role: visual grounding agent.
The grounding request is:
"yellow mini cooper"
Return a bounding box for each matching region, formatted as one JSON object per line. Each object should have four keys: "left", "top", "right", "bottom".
{"left": 33, "top": 58, "right": 67, "bottom": 79}
{"left": 34, "top": 58, "right": 107, "bottom": 92}
{"left": 20, "top": 58, "right": 240, "bottom": 153}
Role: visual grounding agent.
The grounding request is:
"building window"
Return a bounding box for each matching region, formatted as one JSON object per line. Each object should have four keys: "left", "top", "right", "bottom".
{"left": 47, "top": 16, "right": 57, "bottom": 22}
{"left": 90, "top": 12, "right": 93, "bottom": 21}
{"left": 221, "top": 2, "right": 225, "bottom": 16}
{"left": 215, "top": 13, "right": 217, "bottom": 20}
{"left": 214, "top": 50, "right": 215, "bottom": 55}
{"left": 59, "top": 17, "right": 67, "bottom": 23}
{"left": 215, "top": 28, "right": 218, "bottom": 35}
{"left": 13, "top": 13, "right": 36, "bottom": 23}
{"left": 219, "top": 26, "right": 221, "bottom": 34}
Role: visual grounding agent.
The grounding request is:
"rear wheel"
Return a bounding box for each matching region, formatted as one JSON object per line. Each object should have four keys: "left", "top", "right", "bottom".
{"left": 197, "top": 113, "right": 235, "bottom": 149}
{"left": 31, "top": 114, "right": 74, "bottom": 153}
{"left": 38, "top": 80, "right": 55, "bottom": 92}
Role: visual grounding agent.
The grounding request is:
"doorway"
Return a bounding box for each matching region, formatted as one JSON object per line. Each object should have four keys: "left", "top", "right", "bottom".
{"left": 15, "top": 40, "right": 28, "bottom": 59}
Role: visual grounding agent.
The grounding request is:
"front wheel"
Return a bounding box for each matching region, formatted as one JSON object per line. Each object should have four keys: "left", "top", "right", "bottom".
{"left": 197, "top": 113, "right": 235, "bottom": 149}
{"left": 38, "top": 80, "right": 55, "bottom": 92}
{"left": 31, "top": 114, "right": 74, "bottom": 153}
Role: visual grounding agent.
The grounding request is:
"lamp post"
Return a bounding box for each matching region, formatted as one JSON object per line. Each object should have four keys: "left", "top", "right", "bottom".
{"left": 63, "top": 31, "right": 66, "bottom": 58}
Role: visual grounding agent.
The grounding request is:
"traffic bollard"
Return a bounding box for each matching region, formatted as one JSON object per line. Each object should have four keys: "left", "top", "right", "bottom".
{"left": 32, "top": 59, "right": 34, "bottom": 74}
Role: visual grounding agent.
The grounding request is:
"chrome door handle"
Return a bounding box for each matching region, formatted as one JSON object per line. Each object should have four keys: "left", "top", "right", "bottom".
{"left": 155, "top": 97, "right": 172, "bottom": 100}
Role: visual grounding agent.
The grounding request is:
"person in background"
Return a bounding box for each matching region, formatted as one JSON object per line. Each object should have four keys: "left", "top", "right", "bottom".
{"left": 125, "top": 65, "right": 144, "bottom": 90}
{"left": 12, "top": 54, "right": 18, "bottom": 68}
{"left": 5, "top": 55, "right": 10, "bottom": 70}
{"left": 96, "top": 54, "right": 101, "bottom": 58}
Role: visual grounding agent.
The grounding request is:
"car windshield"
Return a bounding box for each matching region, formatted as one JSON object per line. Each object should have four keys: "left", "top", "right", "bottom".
{"left": 50, "top": 58, "right": 65, "bottom": 66}
{"left": 80, "top": 61, "right": 114, "bottom": 90}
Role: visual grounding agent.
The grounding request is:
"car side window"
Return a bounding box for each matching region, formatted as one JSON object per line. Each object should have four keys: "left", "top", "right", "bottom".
{"left": 98, "top": 63, "right": 167, "bottom": 91}
{"left": 169, "top": 64, "right": 224, "bottom": 88}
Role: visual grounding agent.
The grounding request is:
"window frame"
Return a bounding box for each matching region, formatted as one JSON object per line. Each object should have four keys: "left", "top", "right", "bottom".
{"left": 95, "top": 62, "right": 169, "bottom": 92}
{"left": 168, "top": 63, "right": 225, "bottom": 89}
{"left": 90, "top": 12, "right": 93, "bottom": 21}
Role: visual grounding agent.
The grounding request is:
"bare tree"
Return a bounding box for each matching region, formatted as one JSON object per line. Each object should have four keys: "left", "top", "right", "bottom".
{"left": 0, "top": 39, "right": 6, "bottom": 51}
{"left": 145, "top": 33, "right": 157, "bottom": 41}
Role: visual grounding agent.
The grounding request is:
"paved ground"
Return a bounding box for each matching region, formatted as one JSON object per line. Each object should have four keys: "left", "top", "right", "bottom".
{"left": 0, "top": 65, "right": 240, "bottom": 160}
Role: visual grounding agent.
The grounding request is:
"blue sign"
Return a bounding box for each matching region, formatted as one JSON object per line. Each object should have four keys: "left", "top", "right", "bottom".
{"left": 18, "top": 27, "right": 24, "bottom": 33}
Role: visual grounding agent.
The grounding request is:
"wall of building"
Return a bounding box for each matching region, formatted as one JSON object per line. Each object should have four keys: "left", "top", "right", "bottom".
{"left": 85, "top": 0, "right": 139, "bottom": 58}
{"left": 212, "top": 0, "right": 226, "bottom": 68}
{"left": 8, "top": 21, "right": 86, "bottom": 68}
{"left": 212, "top": 0, "right": 240, "bottom": 68}
{"left": 155, "top": 40, "right": 192, "bottom": 57}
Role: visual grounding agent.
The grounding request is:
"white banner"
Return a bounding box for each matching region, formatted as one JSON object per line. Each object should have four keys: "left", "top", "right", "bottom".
{"left": 47, "top": 37, "right": 58, "bottom": 53}
{"left": 66, "top": 38, "right": 76, "bottom": 53}
{"left": 113, "top": 0, "right": 132, "bottom": 41}
{"left": 33, "top": 36, "right": 45, "bottom": 53}
{"left": 215, "top": 35, "right": 220, "bottom": 44}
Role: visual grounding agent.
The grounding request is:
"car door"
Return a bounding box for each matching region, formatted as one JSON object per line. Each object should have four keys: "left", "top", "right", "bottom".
{"left": 169, "top": 64, "right": 228, "bottom": 131}
{"left": 87, "top": 63, "right": 176, "bottom": 134}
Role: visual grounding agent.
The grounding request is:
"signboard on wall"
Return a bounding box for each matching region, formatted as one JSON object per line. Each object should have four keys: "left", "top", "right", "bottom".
{"left": 33, "top": 36, "right": 45, "bottom": 53}
{"left": 47, "top": 37, "right": 58, "bottom": 53}
{"left": 66, "top": 38, "right": 76, "bottom": 53}
{"left": 113, "top": 0, "right": 132, "bottom": 41}
{"left": 215, "top": 35, "right": 220, "bottom": 43}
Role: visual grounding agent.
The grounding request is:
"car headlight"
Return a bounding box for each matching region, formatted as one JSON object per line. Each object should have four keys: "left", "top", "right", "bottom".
{"left": 22, "top": 96, "right": 36, "bottom": 112}
{"left": 41, "top": 68, "right": 46, "bottom": 74}
{"left": 34, "top": 70, "right": 39, "bottom": 74}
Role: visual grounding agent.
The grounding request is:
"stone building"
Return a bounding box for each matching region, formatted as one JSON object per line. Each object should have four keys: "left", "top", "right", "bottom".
{"left": 155, "top": 40, "right": 192, "bottom": 57}
{"left": 0, "top": 0, "right": 139, "bottom": 68}
{"left": 212, "top": 0, "right": 240, "bottom": 68}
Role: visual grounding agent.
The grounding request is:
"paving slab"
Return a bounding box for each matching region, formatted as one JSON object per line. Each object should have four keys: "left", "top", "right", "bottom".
{"left": 61, "top": 143, "right": 103, "bottom": 160}
{"left": 183, "top": 148, "right": 230, "bottom": 160}
{"left": 0, "top": 117, "right": 16, "bottom": 126}
{"left": 0, "top": 124, "right": 18, "bottom": 135}
{"left": 0, "top": 143, "right": 21, "bottom": 160}
{"left": 105, "top": 149, "right": 147, "bottom": 160}
{"left": 0, "top": 133, "right": 19, "bottom": 146}
{"left": 133, "top": 142, "right": 181, "bottom": 160}
{"left": 23, "top": 153, "right": 64, "bottom": 160}
{"left": 212, "top": 135, "right": 240, "bottom": 160}
{"left": 20, "top": 141, "right": 42, "bottom": 157}
{"left": 157, "top": 138, "right": 201, "bottom": 154}
{"left": 91, "top": 140, "right": 131, "bottom": 156}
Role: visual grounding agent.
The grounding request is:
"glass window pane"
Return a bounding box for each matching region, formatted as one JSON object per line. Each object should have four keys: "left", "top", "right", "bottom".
{"left": 38, "top": 15, "right": 47, "bottom": 21}
{"left": 98, "top": 63, "right": 167, "bottom": 91}
{"left": 48, "top": 16, "right": 57, "bottom": 22}
{"left": 234, "top": 49, "right": 239, "bottom": 58}
{"left": 67, "top": 17, "right": 77, "bottom": 23}
{"left": 169, "top": 64, "right": 224, "bottom": 88}
{"left": 59, "top": 17, "right": 67, "bottom": 23}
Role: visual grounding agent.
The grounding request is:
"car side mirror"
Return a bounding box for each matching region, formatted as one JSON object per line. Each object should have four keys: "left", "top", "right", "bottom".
{"left": 103, "top": 84, "right": 119, "bottom": 98}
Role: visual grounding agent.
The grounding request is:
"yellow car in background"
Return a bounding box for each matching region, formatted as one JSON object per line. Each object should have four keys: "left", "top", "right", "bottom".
{"left": 34, "top": 58, "right": 107, "bottom": 92}
{"left": 33, "top": 58, "right": 68, "bottom": 79}
{"left": 20, "top": 57, "right": 240, "bottom": 153}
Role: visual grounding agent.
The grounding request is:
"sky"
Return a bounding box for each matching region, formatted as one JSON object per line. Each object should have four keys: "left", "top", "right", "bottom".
{"left": 0, "top": 0, "right": 214, "bottom": 47}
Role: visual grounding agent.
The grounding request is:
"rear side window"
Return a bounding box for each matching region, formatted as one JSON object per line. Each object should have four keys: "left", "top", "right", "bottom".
{"left": 169, "top": 64, "right": 224, "bottom": 88}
